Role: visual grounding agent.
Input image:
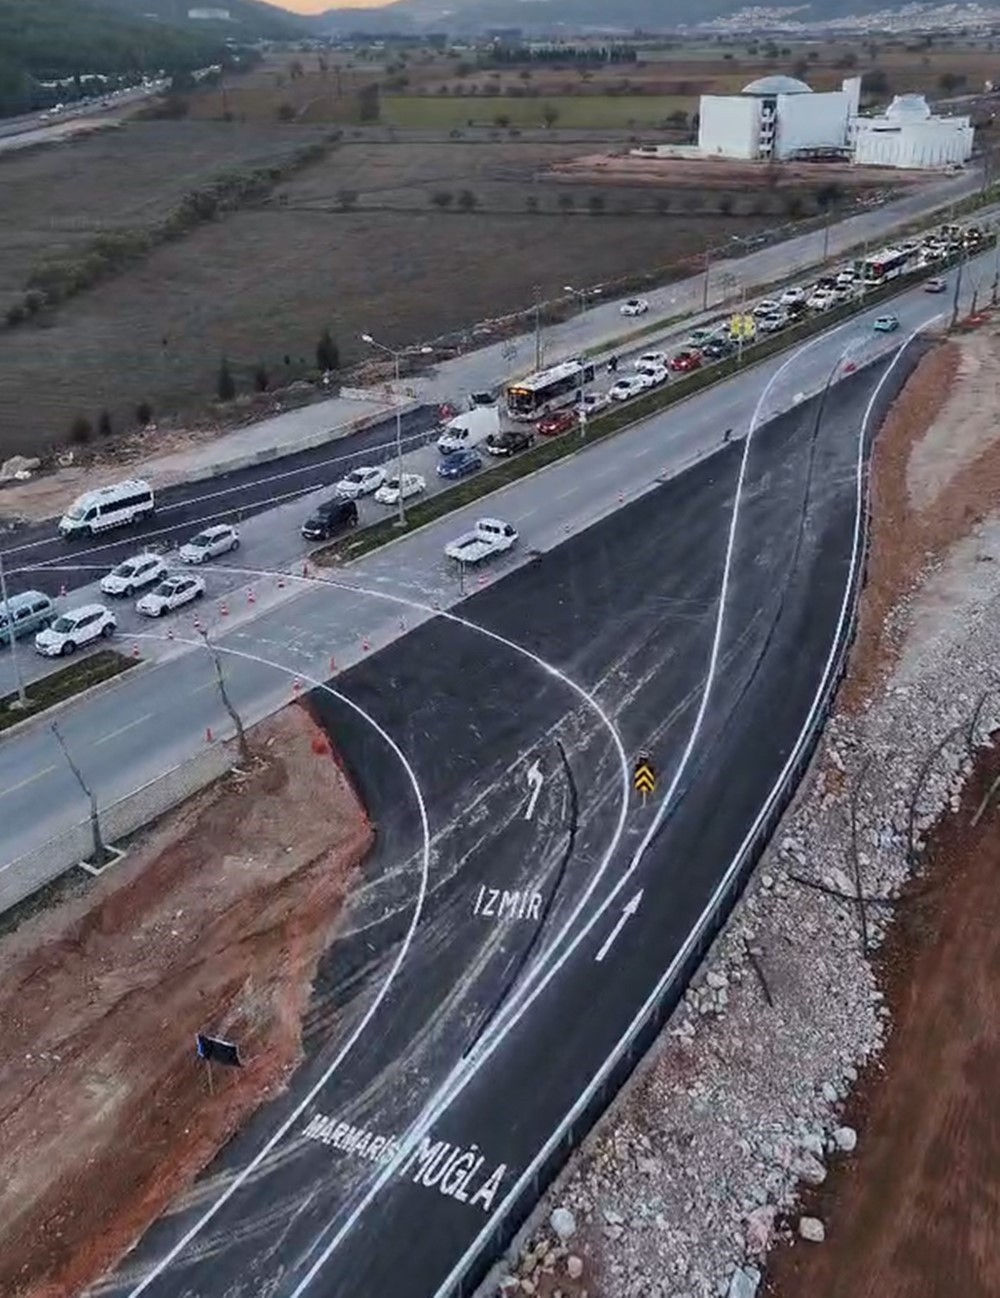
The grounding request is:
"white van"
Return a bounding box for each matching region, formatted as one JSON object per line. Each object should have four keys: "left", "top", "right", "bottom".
{"left": 437, "top": 406, "right": 501, "bottom": 455}
{"left": 59, "top": 479, "right": 155, "bottom": 538}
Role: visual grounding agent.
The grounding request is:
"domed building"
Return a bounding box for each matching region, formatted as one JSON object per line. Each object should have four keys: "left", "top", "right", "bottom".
{"left": 698, "top": 72, "right": 861, "bottom": 162}
{"left": 852, "top": 93, "right": 973, "bottom": 168}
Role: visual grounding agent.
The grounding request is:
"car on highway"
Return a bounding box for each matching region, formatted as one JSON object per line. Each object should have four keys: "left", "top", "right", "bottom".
{"left": 670, "top": 350, "right": 702, "bottom": 373}
{"left": 444, "top": 518, "right": 518, "bottom": 565}
{"left": 635, "top": 362, "right": 669, "bottom": 387}
{"left": 485, "top": 428, "right": 533, "bottom": 457}
{"left": 835, "top": 268, "right": 857, "bottom": 287}
{"left": 100, "top": 553, "right": 167, "bottom": 598}
{"left": 334, "top": 466, "right": 386, "bottom": 498}
{"left": 136, "top": 574, "right": 206, "bottom": 618}
{"left": 537, "top": 409, "right": 579, "bottom": 436}
{"left": 301, "top": 497, "right": 359, "bottom": 541}
{"left": 437, "top": 448, "right": 483, "bottom": 479}
{"left": 633, "top": 350, "right": 669, "bottom": 370}
{"left": 806, "top": 289, "right": 836, "bottom": 312}
{"left": 757, "top": 311, "right": 789, "bottom": 334}
{"left": 873, "top": 314, "right": 900, "bottom": 333}
{"left": 179, "top": 524, "right": 240, "bottom": 564}
{"left": 620, "top": 297, "right": 649, "bottom": 317}
{"left": 581, "top": 390, "right": 610, "bottom": 415}
{"left": 924, "top": 277, "right": 947, "bottom": 293}
{"left": 609, "top": 376, "right": 647, "bottom": 402}
{"left": 374, "top": 473, "right": 426, "bottom": 505}
{"left": 700, "top": 336, "right": 734, "bottom": 360}
{"left": 683, "top": 327, "right": 718, "bottom": 349}
{"left": 752, "top": 299, "right": 781, "bottom": 318}
{"left": 35, "top": 603, "right": 115, "bottom": 657}
{"left": 0, "top": 591, "right": 54, "bottom": 647}
{"left": 779, "top": 286, "right": 806, "bottom": 306}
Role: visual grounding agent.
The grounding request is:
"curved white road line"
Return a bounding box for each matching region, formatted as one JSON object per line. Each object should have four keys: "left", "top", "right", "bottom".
{"left": 279, "top": 324, "right": 872, "bottom": 1295}
{"left": 120, "top": 637, "right": 432, "bottom": 1298}
{"left": 430, "top": 322, "right": 936, "bottom": 1298}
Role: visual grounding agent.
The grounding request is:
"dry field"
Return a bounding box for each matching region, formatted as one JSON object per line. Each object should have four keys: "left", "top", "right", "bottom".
{"left": 0, "top": 133, "right": 782, "bottom": 458}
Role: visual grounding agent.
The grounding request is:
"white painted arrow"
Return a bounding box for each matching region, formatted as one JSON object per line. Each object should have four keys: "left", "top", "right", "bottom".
{"left": 594, "top": 889, "right": 644, "bottom": 963}
{"left": 524, "top": 759, "right": 545, "bottom": 821}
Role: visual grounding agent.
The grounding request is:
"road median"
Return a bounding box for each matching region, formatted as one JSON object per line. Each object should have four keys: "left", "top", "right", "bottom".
{"left": 0, "top": 650, "right": 138, "bottom": 736}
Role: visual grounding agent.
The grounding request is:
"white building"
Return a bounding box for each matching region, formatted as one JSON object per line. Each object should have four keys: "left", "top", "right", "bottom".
{"left": 852, "top": 94, "right": 974, "bottom": 169}
{"left": 698, "top": 74, "right": 860, "bottom": 162}
{"left": 697, "top": 74, "right": 972, "bottom": 170}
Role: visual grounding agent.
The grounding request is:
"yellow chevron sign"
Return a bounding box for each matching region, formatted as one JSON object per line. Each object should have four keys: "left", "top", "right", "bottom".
{"left": 634, "top": 757, "right": 656, "bottom": 795}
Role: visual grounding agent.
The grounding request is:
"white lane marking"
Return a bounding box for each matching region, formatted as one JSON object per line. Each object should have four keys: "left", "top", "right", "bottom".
{"left": 0, "top": 763, "right": 58, "bottom": 801}
{"left": 594, "top": 888, "right": 643, "bottom": 963}
{"left": 523, "top": 759, "right": 544, "bottom": 822}
{"left": 279, "top": 321, "right": 872, "bottom": 1293}
{"left": 122, "top": 636, "right": 431, "bottom": 1298}
{"left": 93, "top": 713, "right": 153, "bottom": 746}
{"left": 430, "top": 322, "right": 938, "bottom": 1298}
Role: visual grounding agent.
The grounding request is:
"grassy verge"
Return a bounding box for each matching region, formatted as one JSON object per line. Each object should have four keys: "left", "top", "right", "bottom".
{"left": 314, "top": 242, "right": 977, "bottom": 571}
{"left": 0, "top": 650, "right": 137, "bottom": 734}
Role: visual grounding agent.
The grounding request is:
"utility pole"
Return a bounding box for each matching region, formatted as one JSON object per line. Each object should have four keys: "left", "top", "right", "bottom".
{"left": 950, "top": 244, "right": 966, "bottom": 328}
{"left": 52, "top": 722, "right": 108, "bottom": 866}
{"left": 533, "top": 283, "right": 542, "bottom": 371}
{"left": 361, "top": 332, "right": 407, "bottom": 526}
{"left": 702, "top": 247, "right": 711, "bottom": 311}
{"left": 991, "top": 220, "right": 1000, "bottom": 305}
{"left": 0, "top": 550, "right": 27, "bottom": 709}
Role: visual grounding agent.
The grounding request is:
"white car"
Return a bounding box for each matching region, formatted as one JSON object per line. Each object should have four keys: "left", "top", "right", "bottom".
{"left": 620, "top": 297, "right": 649, "bottom": 317}
{"left": 136, "top": 574, "right": 205, "bottom": 617}
{"left": 635, "top": 363, "right": 669, "bottom": 386}
{"left": 752, "top": 299, "right": 781, "bottom": 318}
{"left": 609, "top": 377, "right": 647, "bottom": 401}
{"left": 35, "top": 603, "right": 115, "bottom": 656}
{"left": 179, "top": 524, "right": 240, "bottom": 564}
{"left": 100, "top": 552, "right": 167, "bottom": 597}
{"left": 756, "top": 312, "right": 788, "bottom": 334}
{"left": 807, "top": 291, "right": 836, "bottom": 312}
{"left": 581, "top": 391, "right": 610, "bottom": 415}
{"left": 634, "top": 350, "right": 669, "bottom": 370}
{"left": 335, "top": 466, "right": 386, "bottom": 498}
{"left": 374, "top": 473, "right": 426, "bottom": 505}
{"left": 779, "top": 286, "right": 805, "bottom": 306}
{"left": 835, "top": 269, "right": 857, "bottom": 287}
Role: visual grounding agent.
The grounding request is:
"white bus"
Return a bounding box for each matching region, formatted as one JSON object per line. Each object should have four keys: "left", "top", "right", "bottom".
{"left": 860, "top": 246, "right": 914, "bottom": 286}
{"left": 59, "top": 479, "right": 155, "bottom": 538}
{"left": 505, "top": 358, "right": 596, "bottom": 421}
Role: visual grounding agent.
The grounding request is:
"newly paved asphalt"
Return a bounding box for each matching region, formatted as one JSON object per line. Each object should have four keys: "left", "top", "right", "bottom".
{"left": 0, "top": 249, "right": 963, "bottom": 874}
{"left": 83, "top": 348, "right": 915, "bottom": 1298}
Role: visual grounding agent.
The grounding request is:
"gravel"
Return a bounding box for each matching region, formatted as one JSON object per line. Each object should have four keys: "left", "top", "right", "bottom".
{"left": 492, "top": 336, "right": 1000, "bottom": 1298}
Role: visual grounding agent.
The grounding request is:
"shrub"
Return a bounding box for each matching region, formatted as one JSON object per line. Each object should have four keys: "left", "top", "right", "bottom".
{"left": 253, "top": 365, "right": 270, "bottom": 392}
{"left": 457, "top": 189, "right": 478, "bottom": 211}
{"left": 316, "top": 328, "right": 339, "bottom": 372}
{"left": 97, "top": 410, "right": 113, "bottom": 438}
{"left": 69, "top": 415, "right": 93, "bottom": 444}
{"left": 5, "top": 302, "right": 26, "bottom": 327}
{"left": 136, "top": 401, "right": 153, "bottom": 426}
{"left": 430, "top": 190, "right": 454, "bottom": 208}
{"left": 217, "top": 358, "right": 236, "bottom": 402}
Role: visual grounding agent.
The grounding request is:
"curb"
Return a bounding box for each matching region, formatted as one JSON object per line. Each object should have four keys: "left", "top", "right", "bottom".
{"left": 0, "top": 656, "right": 155, "bottom": 743}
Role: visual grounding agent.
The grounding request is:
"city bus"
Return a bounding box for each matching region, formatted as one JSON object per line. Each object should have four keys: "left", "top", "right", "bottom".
{"left": 860, "top": 246, "right": 914, "bottom": 286}
{"left": 505, "top": 358, "right": 596, "bottom": 421}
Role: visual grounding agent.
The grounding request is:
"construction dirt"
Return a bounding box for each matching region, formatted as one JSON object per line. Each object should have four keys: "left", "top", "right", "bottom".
{"left": 763, "top": 320, "right": 1000, "bottom": 1297}
{"left": 543, "top": 152, "right": 922, "bottom": 191}
{"left": 0, "top": 704, "right": 373, "bottom": 1298}
{"left": 765, "top": 741, "right": 1000, "bottom": 1298}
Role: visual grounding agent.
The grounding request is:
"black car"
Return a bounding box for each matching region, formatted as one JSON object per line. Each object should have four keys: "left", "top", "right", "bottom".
{"left": 301, "top": 496, "right": 359, "bottom": 541}
{"left": 700, "top": 337, "right": 734, "bottom": 360}
{"left": 485, "top": 428, "right": 534, "bottom": 457}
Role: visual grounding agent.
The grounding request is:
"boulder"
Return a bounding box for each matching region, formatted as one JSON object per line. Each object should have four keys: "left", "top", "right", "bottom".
{"left": 798, "top": 1216, "right": 826, "bottom": 1243}
{"left": 550, "top": 1207, "right": 577, "bottom": 1241}
{"left": 727, "top": 1265, "right": 762, "bottom": 1298}
{"left": 833, "top": 1125, "right": 858, "bottom": 1153}
{"left": 797, "top": 1152, "right": 827, "bottom": 1186}
{"left": 566, "top": 1256, "right": 584, "bottom": 1280}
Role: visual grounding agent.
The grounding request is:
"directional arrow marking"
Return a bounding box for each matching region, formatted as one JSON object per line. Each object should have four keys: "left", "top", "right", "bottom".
{"left": 523, "top": 759, "right": 545, "bottom": 821}
{"left": 594, "top": 889, "right": 644, "bottom": 963}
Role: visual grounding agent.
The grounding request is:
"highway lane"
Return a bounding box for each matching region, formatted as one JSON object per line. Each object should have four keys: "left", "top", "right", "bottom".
{"left": 0, "top": 255, "right": 959, "bottom": 872}
{"left": 83, "top": 350, "right": 908, "bottom": 1298}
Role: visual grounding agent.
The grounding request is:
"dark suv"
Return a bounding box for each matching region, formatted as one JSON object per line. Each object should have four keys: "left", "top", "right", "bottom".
{"left": 301, "top": 496, "right": 359, "bottom": 541}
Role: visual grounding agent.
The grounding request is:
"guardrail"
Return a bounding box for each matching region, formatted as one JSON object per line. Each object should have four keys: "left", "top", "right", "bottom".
{"left": 453, "top": 342, "right": 926, "bottom": 1298}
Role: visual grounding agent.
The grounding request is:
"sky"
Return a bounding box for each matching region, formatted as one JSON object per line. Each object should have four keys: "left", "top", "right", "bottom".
{"left": 282, "top": 0, "right": 393, "bottom": 10}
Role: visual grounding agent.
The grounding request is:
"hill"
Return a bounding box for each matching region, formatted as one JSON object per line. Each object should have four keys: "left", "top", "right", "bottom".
{"left": 101, "top": 0, "right": 308, "bottom": 41}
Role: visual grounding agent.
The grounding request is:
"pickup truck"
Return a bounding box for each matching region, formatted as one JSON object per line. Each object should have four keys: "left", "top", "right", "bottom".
{"left": 444, "top": 518, "right": 518, "bottom": 565}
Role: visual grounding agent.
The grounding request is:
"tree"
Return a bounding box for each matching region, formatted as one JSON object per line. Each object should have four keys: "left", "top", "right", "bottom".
{"left": 588, "top": 193, "right": 606, "bottom": 215}
{"left": 864, "top": 68, "right": 890, "bottom": 96}
{"left": 939, "top": 71, "right": 965, "bottom": 94}
{"left": 337, "top": 188, "right": 359, "bottom": 210}
{"left": 542, "top": 104, "right": 560, "bottom": 128}
{"left": 718, "top": 193, "right": 735, "bottom": 216}
{"left": 357, "top": 83, "right": 381, "bottom": 123}
{"left": 97, "top": 409, "right": 113, "bottom": 438}
{"left": 494, "top": 112, "right": 511, "bottom": 127}
{"left": 316, "top": 328, "right": 339, "bottom": 371}
{"left": 430, "top": 189, "right": 454, "bottom": 208}
{"left": 816, "top": 181, "right": 844, "bottom": 211}
{"left": 557, "top": 192, "right": 574, "bottom": 213}
{"left": 666, "top": 108, "right": 688, "bottom": 130}
{"left": 253, "top": 365, "right": 269, "bottom": 392}
{"left": 69, "top": 415, "right": 92, "bottom": 444}
{"left": 136, "top": 401, "right": 153, "bottom": 426}
{"left": 457, "top": 188, "right": 478, "bottom": 211}
{"left": 525, "top": 194, "right": 540, "bottom": 213}
{"left": 276, "top": 102, "right": 297, "bottom": 122}
{"left": 217, "top": 357, "right": 236, "bottom": 402}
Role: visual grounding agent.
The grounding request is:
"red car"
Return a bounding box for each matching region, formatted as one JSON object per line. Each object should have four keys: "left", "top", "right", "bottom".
{"left": 670, "top": 350, "right": 702, "bottom": 373}
{"left": 537, "top": 409, "right": 578, "bottom": 437}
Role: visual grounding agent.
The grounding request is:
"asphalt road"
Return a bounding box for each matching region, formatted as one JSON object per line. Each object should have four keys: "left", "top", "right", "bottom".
{"left": 83, "top": 346, "right": 913, "bottom": 1298}
{"left": 0, "top": 253, "right": 963, "bottom": 868}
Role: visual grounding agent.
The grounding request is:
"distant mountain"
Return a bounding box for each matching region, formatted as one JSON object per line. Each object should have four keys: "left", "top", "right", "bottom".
{"left": 101, "top": 0, "right": 309, "bottom": 41}
{"left": 314, "top": 0, "right": 1000, "bottom": 34}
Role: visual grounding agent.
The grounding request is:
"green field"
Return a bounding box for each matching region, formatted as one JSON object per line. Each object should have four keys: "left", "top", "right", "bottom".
{"left": 381, "top": 95, "right": 692, "bottom": 130}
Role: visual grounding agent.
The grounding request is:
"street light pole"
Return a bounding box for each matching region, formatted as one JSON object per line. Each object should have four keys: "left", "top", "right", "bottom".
{"left": 0, "top": 549, "right": 27, "bottom": 709}
{"left": 533, "top": 283, "right": 542, "bottom": 371}
{"left": 563, "top": 284, "right": 586, "bottom": 316}
{"left": 991, "top": 221, "right": 1000, "bottom": 305}
{"left": 950, "top": 245, "right": 966, "bottom": 329}
{"left": 361, "top": 332, "right": 406, "bottom": 527}
{"left": 702, "top": 247, "right": 711, "bottom": 311}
